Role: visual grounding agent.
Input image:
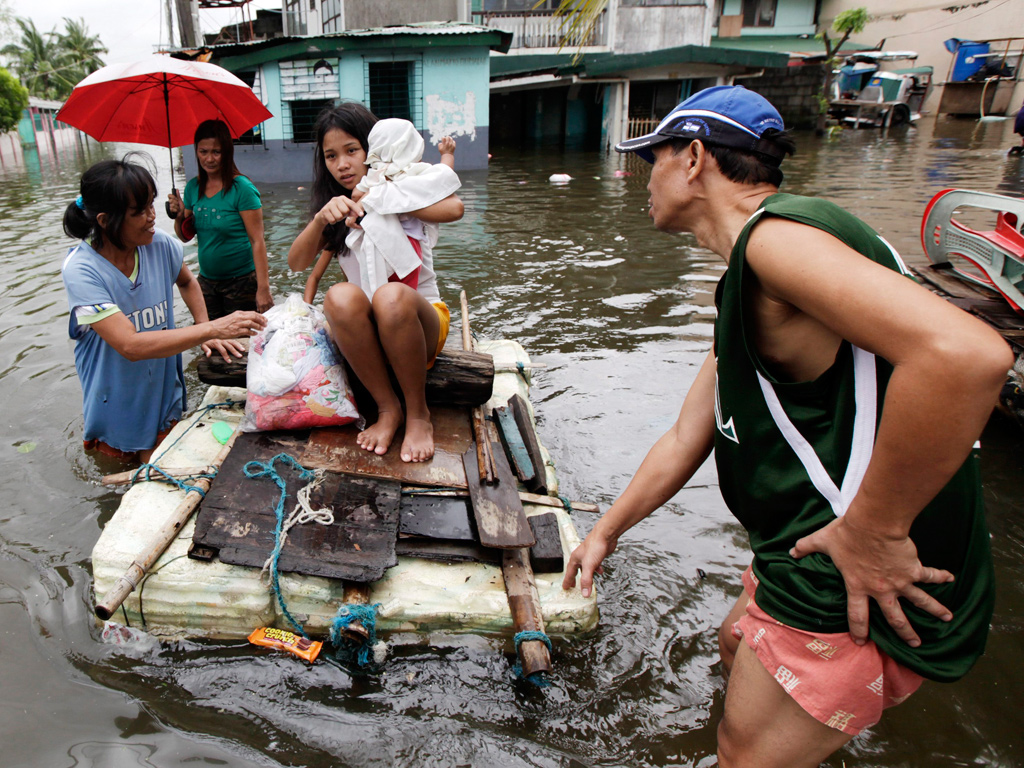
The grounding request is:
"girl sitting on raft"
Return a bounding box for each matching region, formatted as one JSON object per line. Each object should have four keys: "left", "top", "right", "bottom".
{"left": 287, "top": 104, "right": 463, "bottom": 463}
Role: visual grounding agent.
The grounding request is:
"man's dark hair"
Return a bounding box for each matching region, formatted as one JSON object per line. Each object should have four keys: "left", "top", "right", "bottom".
{"left": 670, "top": 129, "right": 796, "bottom": 187}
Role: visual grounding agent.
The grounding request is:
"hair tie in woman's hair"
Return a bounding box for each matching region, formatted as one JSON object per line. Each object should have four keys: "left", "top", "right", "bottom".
{"left": 75, "top": 195, "right": 85, "bottom": 210}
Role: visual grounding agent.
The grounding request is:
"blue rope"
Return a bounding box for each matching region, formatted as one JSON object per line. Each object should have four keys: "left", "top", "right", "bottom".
{"left": 129, "top": 463, "right": 213, "bottom": 497}
{"left": 512, "top": 630, "right": 553, "bottom": 685}
{"left": 243, "top": 453, "right": 316, "bottom": 638}
{"left": 150, "top": 400, "right": 241, "bottom": 465}
{"left": 329, "top": 603, "right": 382, "bottom": 668}
{"left": 127, "top": 400, "right": 243, "bottom": 495}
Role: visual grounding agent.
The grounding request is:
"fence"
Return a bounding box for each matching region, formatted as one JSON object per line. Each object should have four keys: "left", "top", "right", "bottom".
{"left": 471, "top": 10, "right": 607, "bottom": 50}
{"left": 627, "top": 117, "right": 659, "bottom": 138}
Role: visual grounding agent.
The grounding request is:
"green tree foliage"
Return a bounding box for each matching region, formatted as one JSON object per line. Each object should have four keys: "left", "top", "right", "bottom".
{"left": 541, "top": 0, "right": 607, "bottom": 62}
{"left": 0, "top": 15, "right": 107, "bottom": 100}
{"left": 0, "top": 65, "right": 28, "bottom": 133}
{"left": 816, "top": 7, "right": 870, "bottom": 133}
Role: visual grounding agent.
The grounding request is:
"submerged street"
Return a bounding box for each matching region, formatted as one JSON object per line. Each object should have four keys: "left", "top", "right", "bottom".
{"left": 0, "top": 115, "right": 1022, "bottom": 767}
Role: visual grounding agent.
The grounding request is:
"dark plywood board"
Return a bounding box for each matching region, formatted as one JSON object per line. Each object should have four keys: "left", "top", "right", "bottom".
{"left": 192, "top": 431, "right": 400, "bottom": 582}
{"left": 301, "top": 406, "right": 473, "bottom": 488}
{"left": 395, "top": 538, "right": 500, "bottom": 564}
{"left": 462, "top": 442, "right": 536, "bottom": 550}
{"left": 527, "top": 512, "right": 564, "bottom": 574}
{"left": 399, "top": 494, "right": 476, "bottom": 541}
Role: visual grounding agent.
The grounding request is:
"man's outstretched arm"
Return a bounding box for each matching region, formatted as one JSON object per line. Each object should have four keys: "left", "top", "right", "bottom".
{"left": 563, "top": 349, "right": 718, "bottom": 597}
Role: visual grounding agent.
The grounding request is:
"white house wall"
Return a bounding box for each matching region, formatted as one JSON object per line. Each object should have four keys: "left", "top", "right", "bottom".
{"left": 613, "top": 5, "right": 709, "bottom": 54}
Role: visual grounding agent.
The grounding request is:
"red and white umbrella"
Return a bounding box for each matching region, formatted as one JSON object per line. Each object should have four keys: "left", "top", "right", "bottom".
{"left": 57, "top": 55, "right": 273, "bottom": 206}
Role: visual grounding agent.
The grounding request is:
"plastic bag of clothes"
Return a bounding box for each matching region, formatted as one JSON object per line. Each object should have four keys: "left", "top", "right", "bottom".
{"left": 241, "top": 295, "right": 363, "bottom": 432}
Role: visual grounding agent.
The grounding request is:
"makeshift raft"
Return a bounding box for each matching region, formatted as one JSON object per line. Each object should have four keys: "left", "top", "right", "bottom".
{"left": 90, "top": 340, "right": 599, "bottom": 644}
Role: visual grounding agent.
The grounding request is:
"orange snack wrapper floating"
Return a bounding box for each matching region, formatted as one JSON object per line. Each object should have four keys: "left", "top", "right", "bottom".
{"left": 248, "top": 627, "right": 323, "bottom": 663}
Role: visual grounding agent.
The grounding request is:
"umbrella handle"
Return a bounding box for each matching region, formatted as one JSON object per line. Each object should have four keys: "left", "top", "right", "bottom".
{"left": 165, "top": 186, "right": 179, "bottom": 220}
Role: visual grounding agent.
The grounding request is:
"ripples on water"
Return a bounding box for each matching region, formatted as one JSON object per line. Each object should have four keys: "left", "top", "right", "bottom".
{"left": 0, "top": 117, "right": 1022, "bottom": 767}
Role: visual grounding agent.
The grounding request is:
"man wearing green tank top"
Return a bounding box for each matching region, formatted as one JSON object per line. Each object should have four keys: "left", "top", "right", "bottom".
{"left": 563, "top": 85, "right": 1012, "bottom": 767}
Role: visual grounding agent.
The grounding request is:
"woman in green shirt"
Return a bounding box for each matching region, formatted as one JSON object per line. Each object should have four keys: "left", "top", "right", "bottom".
{"left": 167, "top": 119, "right": 273, "bottom": 317}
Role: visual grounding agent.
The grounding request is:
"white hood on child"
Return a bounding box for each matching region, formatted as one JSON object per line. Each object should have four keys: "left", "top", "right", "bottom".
{"left": 346, "top": 118, "right": 461, "bottom": 299}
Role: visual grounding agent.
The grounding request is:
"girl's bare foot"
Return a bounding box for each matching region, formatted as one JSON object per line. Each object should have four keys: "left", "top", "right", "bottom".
{"left": 356, "top": 409, "right": 403, "bottom": 455}
{"left": 400, "top": 417, "right": 434, "bottom": 463}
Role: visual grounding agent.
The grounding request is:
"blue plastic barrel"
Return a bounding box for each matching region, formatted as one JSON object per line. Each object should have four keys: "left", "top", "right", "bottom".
{"left": 946, "top": 39, "right": 990, "bottom": 82}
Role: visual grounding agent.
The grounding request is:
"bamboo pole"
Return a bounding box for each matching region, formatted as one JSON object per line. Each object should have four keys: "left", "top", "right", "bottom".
{"left": 401, "top": 487, "right": 599, "bottom": 514}
{"left": 94, "top": 429, "right": 239, "bottom": 620}
{"left": 101, "top": 465, "right": 217, "bottom": 486}
{"left": 336, "top": 582, "right": 371, "bottom": 644}
{"left": 502, "top": 548, "right": 552, "bottom": 676}
{"left": 460, "top": 290, "right": 496, "bottom": 484}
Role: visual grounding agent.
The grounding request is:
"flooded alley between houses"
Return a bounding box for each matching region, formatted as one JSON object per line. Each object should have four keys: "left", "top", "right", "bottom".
{"left": 1, "top": 116, "right": 1022, "bottom": 767}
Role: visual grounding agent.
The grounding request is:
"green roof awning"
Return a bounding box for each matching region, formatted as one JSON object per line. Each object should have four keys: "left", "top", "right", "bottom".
{"left": 709, "top": 34, "right": 869, "bottom": 60}
{"left": 490, "top": 43, "right": 788, "bottom": 82}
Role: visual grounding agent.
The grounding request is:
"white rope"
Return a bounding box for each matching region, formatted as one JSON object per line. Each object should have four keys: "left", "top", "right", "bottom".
{"left": 261, "top": 469, "right": 335, "bottom": 575}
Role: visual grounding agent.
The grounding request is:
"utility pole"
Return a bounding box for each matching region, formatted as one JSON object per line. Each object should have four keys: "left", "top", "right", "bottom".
{"left": 175, "top": 0, "right": 201, "bottom": 48}
{"left": 165, "top": 0, "right": 176, "bottom": 50}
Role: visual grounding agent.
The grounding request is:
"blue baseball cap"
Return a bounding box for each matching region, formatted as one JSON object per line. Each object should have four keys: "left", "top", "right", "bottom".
{"left": 616, "top": 85, "right": 787, "bottom": 164}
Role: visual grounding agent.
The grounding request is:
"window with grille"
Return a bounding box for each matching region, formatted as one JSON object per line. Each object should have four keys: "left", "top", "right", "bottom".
{"left": 365, "top": 58, "right": 423, "bottom": 126}
{"left": 742, "top": 0, "right": 776, "bottom": 27}
{"left": 322, "top": 0, "right": 342, "bottom": 33}
{"left": 283, "top": 0, "right": 307, "bottom": 35}
{"left": 284, "top": 98, "right": 334, "bottom": 144}
{"left": 280, "top": 59, "right": 340, "bottom": 142}
{"left": 233, "top": 70, "right": 264, "bottom": 146}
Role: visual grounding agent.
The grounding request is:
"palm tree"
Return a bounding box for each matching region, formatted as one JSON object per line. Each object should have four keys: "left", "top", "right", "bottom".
{"left": 0, "top": 16, "right": 107, "bottom": 100}
{"left": 546, "top": 0, "right": 607, "bottom": 61}
{"left": 59, "top": 17, "right": 107, "bottom": 81}
{"left": 0, "top": 17, "right": 64, "bottom": 99}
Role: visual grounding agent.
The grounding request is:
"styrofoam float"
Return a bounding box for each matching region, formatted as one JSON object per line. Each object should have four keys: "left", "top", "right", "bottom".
{"left": 91, "top": 340, "right": 599, "bottom": 642}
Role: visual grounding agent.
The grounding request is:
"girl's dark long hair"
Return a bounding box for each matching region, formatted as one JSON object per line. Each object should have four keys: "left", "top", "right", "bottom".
{"left": 194, "top": 119, "right": 241, "bottom": 197}
{"left": 309, "top": 101, "right": 377, "bottom": 254}
{"left": 63, "top": 154, "right": 157, "bottom": 251}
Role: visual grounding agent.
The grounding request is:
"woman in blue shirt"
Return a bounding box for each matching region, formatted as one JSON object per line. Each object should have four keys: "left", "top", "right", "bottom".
{"left": 62, "top": 156, "right": 266, "bottom": 462}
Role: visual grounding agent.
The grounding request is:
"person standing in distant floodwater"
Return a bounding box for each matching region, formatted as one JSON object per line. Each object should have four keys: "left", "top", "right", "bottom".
{"left": 1010, "top": 101, "right": 1024, "bottom": 155}
{"left": 167, "top": 119, "right": 273, "bottom": 317}
{"left": 63, "top": 156, "right": 266, "bottom": 463}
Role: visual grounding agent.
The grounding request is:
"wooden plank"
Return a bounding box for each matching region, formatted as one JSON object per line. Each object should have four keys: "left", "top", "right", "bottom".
{"left": 462, "top": 442, "right": 536, "bottom": 549}
{"left": 493, "top": 405, "right": 536, "bottom": 484}
{"left": 527, "top": 512, "right": 564, "bottom": 574}
{"left": 196, "top": 348, "right": 494, "bottom": 407}
{"left": 506, "top": 394, "right": 548, "bottom": 495}
{"left": 191, "top": 432, "right": 401, "bottom": 583}
{"left": 301, "top": 406, "right": 473, "bottom": 488}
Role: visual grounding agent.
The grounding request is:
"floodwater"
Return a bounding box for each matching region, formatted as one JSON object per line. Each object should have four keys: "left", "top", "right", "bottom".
{"left": 1, "top": 117, "right": 1023, "bottom": 768}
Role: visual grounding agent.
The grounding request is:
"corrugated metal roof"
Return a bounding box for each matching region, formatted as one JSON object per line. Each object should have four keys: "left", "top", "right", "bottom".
{"left": 342, "top": 22, "right": 499, "bottom": 37}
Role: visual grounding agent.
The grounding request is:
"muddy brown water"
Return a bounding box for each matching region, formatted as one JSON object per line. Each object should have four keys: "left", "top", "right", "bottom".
{"left": 1, "top": 117, "right": 1022, "bottom": 767}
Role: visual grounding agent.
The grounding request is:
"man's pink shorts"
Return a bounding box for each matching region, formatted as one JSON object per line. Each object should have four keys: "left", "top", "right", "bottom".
{"left": 731, "top": 567, "right": 923, "bottom": 736}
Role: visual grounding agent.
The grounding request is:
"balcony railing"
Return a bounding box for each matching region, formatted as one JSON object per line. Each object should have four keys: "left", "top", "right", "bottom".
{"left": 472, "top": 10, "right": 607, "bottom": 50}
